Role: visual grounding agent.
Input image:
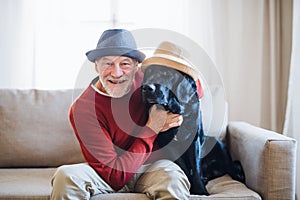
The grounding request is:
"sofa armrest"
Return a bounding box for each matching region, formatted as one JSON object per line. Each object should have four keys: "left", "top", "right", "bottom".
{"left": 226, "top": 121, "right": 297, "bottom": 200}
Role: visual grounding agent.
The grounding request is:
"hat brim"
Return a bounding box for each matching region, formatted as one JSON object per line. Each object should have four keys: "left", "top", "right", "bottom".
{"left": 86, "top": 47, "right": 145, "bottom": 63}
{"left": 141, "top": 56, "right": 199, "bottom": 81}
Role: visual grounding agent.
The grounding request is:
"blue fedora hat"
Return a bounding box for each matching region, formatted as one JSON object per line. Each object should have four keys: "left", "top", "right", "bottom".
{"left": 86, "top": 29, "right": 145, "bottom": 63}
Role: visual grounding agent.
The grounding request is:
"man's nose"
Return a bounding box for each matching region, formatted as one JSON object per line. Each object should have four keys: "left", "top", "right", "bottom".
{"left": 110, "top": 64, "right": 123, "bottom": 77}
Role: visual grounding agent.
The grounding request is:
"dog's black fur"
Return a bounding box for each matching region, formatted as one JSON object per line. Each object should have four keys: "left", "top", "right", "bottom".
{"left": 142, "top": 65, "right": 245, "bottom": 195}
{"left": 201, "top": 136, "right": 245, "bottom": 185}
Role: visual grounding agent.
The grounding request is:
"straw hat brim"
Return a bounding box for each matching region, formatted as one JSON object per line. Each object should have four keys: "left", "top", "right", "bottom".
{"left": 141, "top": 55, "right": 199, "bottom": 81}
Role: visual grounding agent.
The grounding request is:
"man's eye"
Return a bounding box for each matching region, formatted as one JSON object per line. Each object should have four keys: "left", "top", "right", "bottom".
{"left": 105, "top": 63, "right": 112, "bottom": 66}
{"left": 120, "top": 63, "right": 132, "bottom": 68}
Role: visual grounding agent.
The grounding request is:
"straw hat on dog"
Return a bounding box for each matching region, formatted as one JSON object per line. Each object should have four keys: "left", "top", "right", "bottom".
{"left": 141, "top": 41, "right": 203, "bottom": 98}
{"left": 141, "top": 41, "right": 199, "bottom": 81}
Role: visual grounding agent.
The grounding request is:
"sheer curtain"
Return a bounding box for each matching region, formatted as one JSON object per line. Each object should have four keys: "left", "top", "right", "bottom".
{"left": 0, "top": 0, "right": 117, "bottom": 89}
{"left": 0, "top": 0, "right": 35, "bottom": 88}
{"left": 187, "top": 0, "right": 292, "bottom": 132}
{"left": 284, "top": 0, "right": 300, "bottom": 197}
{"left": 0, "top": 0, "right": 188, "bottom": 89}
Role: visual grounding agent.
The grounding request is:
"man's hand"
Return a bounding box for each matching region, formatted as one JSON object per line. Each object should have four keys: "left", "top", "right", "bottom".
{"left": 146, "top": 105, "right": 183, "bottom": 134}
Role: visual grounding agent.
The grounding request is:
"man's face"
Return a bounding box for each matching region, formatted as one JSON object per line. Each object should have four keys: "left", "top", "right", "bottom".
{"left": 95, "top": 56, "right": 138, "bottom": 98}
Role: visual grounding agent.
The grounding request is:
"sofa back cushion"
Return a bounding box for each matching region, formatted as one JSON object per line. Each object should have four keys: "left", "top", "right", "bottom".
{"left": 0, "top": 89, "right": 85, "bottom": 167}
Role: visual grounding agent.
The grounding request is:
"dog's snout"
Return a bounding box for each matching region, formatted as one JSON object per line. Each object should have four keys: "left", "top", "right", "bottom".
{"left": 142, "top": 82, "right": 168, "bottom": 106}
{"left": 142, "top": 83, "right": 156, "bottom": 93}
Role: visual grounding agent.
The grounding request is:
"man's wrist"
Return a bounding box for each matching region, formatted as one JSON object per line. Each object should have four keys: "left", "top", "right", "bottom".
{"left": 145, "top": 123, "right": 160, "bottom": 134}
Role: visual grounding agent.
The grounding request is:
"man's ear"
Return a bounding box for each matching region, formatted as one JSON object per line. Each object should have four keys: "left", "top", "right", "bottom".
{"left": 95, "top": 63, "right": 99, "bottom": 73}
{"left": 133, "top": 61, "right": 139, "bottom": 73}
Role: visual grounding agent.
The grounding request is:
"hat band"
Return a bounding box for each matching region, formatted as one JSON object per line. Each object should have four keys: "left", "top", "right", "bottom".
{"left": 151, "top": 53, "right": 193, "bottom": 68}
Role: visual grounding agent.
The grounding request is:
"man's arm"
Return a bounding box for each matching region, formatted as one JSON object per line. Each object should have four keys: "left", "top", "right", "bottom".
{"left": 69, "top": 105, "right": 158, "bottom": 191}
{"left": 69, "top": 101, "right": 182, "bottom": 191}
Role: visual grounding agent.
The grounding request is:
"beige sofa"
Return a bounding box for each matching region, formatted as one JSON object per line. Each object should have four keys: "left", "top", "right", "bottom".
{"left": 0, "top": 89, "right": 297, "bottom": 200}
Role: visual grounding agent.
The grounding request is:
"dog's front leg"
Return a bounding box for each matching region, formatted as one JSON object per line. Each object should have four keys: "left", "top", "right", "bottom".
{"left": 185, "top": 135, "right": 209, "bottom": 195}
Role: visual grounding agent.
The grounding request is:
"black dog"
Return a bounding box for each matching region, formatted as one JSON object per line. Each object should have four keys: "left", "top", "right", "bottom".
{"left": 201, "top": 136, "right": 245, "bottom": 185}
{"left": 142, "top": 65, "right": 207, "bottom": 195}
{"left": 142, "top": 65, "right": 245, "bottom": 195}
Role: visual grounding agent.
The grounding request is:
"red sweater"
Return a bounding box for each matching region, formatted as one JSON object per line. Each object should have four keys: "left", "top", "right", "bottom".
{"left": 69, "top": 69, "right": 157, "bottom": 191}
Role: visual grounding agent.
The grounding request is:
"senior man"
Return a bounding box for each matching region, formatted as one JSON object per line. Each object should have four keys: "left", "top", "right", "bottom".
{"left": 50, "top": 29, "right": 190, "bottom": 200}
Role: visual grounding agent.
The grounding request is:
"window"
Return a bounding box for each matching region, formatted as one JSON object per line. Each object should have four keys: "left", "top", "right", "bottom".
{"left": 0, "top": 0, "right": 188, "bottom": 89}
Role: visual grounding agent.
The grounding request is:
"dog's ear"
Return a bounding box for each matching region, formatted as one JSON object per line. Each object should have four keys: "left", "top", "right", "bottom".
{"left": 176, "top": 77, "right": 197, "bottom": 104}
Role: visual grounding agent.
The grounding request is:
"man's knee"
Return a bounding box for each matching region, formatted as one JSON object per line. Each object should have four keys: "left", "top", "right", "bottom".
{"left": 156, "top": 160, "right": 190, "bottom": 190}
{"left": 51, "top": 164, "right": 91, "bottom": 200}
{"left": 52, "top": 165, "right": 77, "bottom": 186}
{"left": 51, "top": 163, "right": 116, "bottom": 200}
{"left": 146, "top": 159, "right": 190, "bottom": 186}
{"left": 135, "top": 160, "right": 190, "bottom": 200}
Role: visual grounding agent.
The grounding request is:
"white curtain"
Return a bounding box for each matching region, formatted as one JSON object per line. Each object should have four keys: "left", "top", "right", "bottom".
{"left": 284, "top": 0, "right": 300, "bottom": 198}
{"left": 0, "top": 0, "right": 189, "bottom": 89}
{"left": 187, "top": 0, "right": 292, "bottom": 133}
{"left": 0, "top": 0, "right": 113, "bottom": 89}
{"left": 0, "top": 0, "right": 35, "bottom": 88}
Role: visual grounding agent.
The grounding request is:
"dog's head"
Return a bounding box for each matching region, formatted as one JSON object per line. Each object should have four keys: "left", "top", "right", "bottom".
{"left": 142, "top": 64, "right": 199, "bottom": 115}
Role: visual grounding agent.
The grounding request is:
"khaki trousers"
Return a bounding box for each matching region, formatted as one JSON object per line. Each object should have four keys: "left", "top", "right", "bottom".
{"left": 50, "top": 160, "right": 190, "bottom": 200}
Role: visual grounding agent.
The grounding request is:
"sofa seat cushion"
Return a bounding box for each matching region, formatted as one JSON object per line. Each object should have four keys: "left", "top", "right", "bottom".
{"left": 91, "top": 193, "right": 150, "bottom": 200}
{"left": 91, "top": 175, "right": 261, "bottom": 200}
{"left": 0, "top": 168, "right": 56, "bottom": 200}
{"left": 203, "top": 175, "right": 261, "bottom": 199}
{"left": 0, "top": 168, "right": 260, "bottom": 200}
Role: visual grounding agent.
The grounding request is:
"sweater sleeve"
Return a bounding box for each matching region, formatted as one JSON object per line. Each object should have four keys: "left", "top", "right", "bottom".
{"left": 69, "top": 104, "right": 157, "bottom": 191}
